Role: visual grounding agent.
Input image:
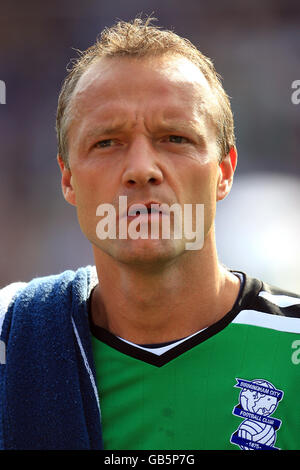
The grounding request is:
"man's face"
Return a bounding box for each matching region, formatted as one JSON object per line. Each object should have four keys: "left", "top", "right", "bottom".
{"left": 60, "top": 54, "right": 229, "bottom": 266}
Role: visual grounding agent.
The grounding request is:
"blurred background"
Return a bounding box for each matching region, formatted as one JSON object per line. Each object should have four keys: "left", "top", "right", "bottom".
{"left": 0, "top": 0, "right": 299, "bottom": 293}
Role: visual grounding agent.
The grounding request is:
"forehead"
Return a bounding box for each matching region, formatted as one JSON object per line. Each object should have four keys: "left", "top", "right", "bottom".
{"left": 69, "top": 55, "right": 219, "bottom": 132}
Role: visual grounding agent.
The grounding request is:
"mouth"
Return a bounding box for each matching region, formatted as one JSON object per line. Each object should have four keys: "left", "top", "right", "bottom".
{"left": 127, "top": 201, "right": 166, "bottom": 218}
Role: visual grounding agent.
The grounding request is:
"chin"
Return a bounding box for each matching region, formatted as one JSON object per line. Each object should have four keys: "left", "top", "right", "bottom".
{"left": 98, "top": 237, "right": 186, "bottom": 268}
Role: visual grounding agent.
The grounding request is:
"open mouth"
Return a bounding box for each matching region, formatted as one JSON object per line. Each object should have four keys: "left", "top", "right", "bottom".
{"left": 127, "top": 201, "right": 164, "bottom": 217}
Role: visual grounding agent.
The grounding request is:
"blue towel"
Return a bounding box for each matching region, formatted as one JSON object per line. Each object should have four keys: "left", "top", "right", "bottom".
{"left": 0, "top": 266, "right": 103, "bottom": 449}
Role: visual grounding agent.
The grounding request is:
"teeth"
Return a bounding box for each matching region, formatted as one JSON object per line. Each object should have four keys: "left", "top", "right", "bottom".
{"left": 127, "top": 203, "right": 162, "bottom": 216}
{"left": 128, "top": 206, "right": 147, "bottom": 215}
{"left": 137, "top": 208, "right": 148, "bottom": 215}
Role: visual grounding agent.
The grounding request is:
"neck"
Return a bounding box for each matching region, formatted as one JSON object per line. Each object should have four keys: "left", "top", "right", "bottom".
{"left": 90, "top": 231, "right": 240, "bottom": 344}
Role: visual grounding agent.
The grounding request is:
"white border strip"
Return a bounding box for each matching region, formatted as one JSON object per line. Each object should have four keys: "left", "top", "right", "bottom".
{"left": 259, "top": 291, "right": 300, "bottom": 308}
{"left": 71, "top": 317, "right": 101, "bottom": 414}
{"left": 232, "top": 309, "right": 300, "bottom": 334}
{"left": 117, "top": 328, "right": 206, "bottom": 356}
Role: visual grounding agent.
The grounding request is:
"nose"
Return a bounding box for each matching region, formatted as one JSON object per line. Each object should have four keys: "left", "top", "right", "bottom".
{"left": 121, "top": 136, "right": 163, "bottom": 188}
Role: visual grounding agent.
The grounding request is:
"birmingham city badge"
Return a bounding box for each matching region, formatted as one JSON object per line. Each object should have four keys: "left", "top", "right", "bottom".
{"left": 230, "top": 378, "right": 284, "bottom": 450}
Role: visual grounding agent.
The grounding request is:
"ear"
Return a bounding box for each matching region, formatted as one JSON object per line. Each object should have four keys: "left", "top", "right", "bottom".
{"left": 216, "top": 146, "right": 238, "bottom": 202}
{"left": 57, "top": 155, "right": 77, "bottom": 206}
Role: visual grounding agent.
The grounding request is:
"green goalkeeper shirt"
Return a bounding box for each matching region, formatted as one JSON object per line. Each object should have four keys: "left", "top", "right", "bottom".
{"left": 90, "top": 272, "right": 300, "bottom": 450}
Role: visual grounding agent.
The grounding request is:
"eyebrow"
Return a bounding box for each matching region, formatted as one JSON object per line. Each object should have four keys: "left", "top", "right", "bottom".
{"left": 149, "top": 119, "right": 207, "bottom": 144}
{"left": 82, "top": 117, "right": 207, "bottom": 145}
{"left": 154, "top": 119, "right": 205, "bottom": 135}
{"left": 84, "top": 123, "right": 128, "bottom": 141}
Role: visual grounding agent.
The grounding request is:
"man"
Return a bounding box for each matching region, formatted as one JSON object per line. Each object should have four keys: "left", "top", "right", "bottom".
{"left": 0, "top": 17, "right": 299, "bottom": 451}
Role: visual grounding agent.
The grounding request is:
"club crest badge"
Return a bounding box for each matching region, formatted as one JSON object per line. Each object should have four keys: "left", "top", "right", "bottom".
{"left": 230, "top": 378, "right": 284, "bottom": 450}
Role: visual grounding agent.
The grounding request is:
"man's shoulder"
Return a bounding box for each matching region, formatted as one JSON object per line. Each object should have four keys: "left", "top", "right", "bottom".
{"left": 0, "top": 270, "right": 74, "bottom": 311}
{"left": 254, "top": 278, "right": 300, "bottom": 318}
{"left": 0, "top": 282, "right": 27, "bottom": 331}
{"left": 241, "top": 275, "right": 300, "bottom": 331}
{"left": 0, "top": 266, "right": 96, "bottom": 323}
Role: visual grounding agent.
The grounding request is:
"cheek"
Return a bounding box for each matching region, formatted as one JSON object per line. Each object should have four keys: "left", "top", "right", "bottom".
{"left": 70, "top": 172, "right": 101, "bottom": 233}
{"left": 182, "top": 161, "right": 219, "bottom": 205}
{"left": 182, "top": 162, "right": 219, "bottom": 235}
{"left": 70, "top": 154, "right": 120, "bottom": 202}
{"left": 71, "top": 167, "right": 104, "bottom": 206}
{"left": 73, "top": 179, "right": 95, "bottom": 209}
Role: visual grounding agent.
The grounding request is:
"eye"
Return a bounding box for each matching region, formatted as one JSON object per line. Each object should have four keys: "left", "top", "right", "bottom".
{"left": 94, "top": 139, "right": 114, "bottom": 148}
{"left": 168, "top": 135, "right": 190, "bottom": 144}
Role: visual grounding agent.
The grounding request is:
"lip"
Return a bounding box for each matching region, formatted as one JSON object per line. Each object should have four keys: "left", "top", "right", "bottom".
{"left": 118, "top": 200, "right": 168, "bottom": 219}
{"left": 128, "top": 201, "right": 166, "bottom": 216}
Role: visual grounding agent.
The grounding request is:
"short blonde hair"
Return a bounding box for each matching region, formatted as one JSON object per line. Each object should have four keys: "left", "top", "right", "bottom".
{"left": 56, "top": 17, "right": 235, "bottom": 166}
